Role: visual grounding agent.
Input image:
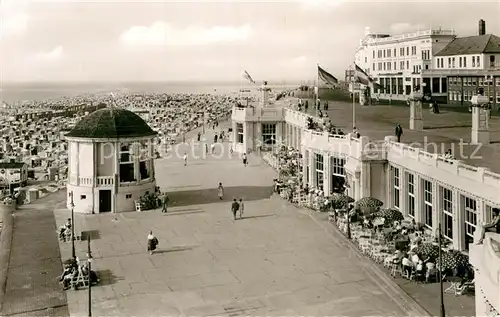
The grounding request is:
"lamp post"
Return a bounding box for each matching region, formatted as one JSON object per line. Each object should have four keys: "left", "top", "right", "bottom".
{"left": 70, "top": 191, "right": 76, "bottom": 260}
{"left": 437, "top": 223, "right": 446, "bottom": 317}
{"left": 87, "top": 236, "right": 92, "bottom": 317}
{"left": 344, "top": 183, "right": 352, "bottom": 239}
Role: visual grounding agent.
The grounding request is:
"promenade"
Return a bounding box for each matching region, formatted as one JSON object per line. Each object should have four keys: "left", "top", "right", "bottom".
{"left": 0, "top": 191, "right": 69, "bottom": 317}
{"left": 302, "top": 97, "right": 500, "bottom": 173}
{"left": 53, "top": 126, "right": 427, "bottom": 317}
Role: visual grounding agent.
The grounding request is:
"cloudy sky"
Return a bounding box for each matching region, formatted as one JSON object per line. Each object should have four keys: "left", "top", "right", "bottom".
{"left": 1, "top": 0, "right": 499, "bottom": 83}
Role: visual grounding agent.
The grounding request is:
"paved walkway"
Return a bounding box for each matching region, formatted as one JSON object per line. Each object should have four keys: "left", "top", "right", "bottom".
{"left": 301, "top": 97, "right": 500, "bottom": 173}
{"left": 53, "top": 127, "right": 427, "bottom": 317}
{"left": 0, "top": 191, "right": 69, "bottom": 317}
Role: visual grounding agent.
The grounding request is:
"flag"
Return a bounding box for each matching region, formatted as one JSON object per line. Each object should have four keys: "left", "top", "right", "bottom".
{"left": 355, "top": 64, "right": 383, "bottom": 90}
{"left": 242, "top": 70, "right": 255, "bottom": 84}
{"left": 355, "top": 64, "right": 372, "bottom": 85}
{"left": 318, "top": 65, "right": 338, "bottom": 86}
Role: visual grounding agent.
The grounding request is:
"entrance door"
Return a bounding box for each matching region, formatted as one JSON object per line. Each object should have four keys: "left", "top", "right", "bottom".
{"left": 99, "top": 190, "right": 112, "bottom": 213}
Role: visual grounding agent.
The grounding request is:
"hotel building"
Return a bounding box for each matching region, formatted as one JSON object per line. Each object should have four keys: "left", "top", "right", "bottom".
{"left": 425, "top": 20, "right": 500, "bottom": 109}
{"left": 355, "top": 26, "right": 456, "bottom": 102}
{"left": 232, "top": 88, "right": 500, "bottom": 317}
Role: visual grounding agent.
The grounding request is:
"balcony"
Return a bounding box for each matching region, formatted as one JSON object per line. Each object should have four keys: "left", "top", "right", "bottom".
{"left": 469, "top": 232, "right": 500, "bottom": 315}
{"left": 422, "top": 64, "right": 500, "bottom": 76}
{"left": 96, "top": 176, "right": 114, "bottom": 187}
{"left": 231, "top": 106, "right": 284, "bottom": 122}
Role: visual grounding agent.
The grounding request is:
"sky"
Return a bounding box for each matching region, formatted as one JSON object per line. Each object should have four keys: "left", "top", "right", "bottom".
{"left": 0, "top": 0, "right": 499, "bottom": 83}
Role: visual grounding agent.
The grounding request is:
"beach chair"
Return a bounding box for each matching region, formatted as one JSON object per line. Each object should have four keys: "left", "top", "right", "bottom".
{"left": 134, "top": 201, "right": 141, "bottom": 212}
{"left": 455, "top": 279, "right": 474, "bottom": 295}
{"left": 71, "top": 265, "right": 89, "bottom": 290}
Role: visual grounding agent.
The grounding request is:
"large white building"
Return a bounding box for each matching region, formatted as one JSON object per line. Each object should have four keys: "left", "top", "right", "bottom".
{"left": 65, "top": 108, "right": 157, "bottom": 213}
{"left": 232, "top": 92, "right": 500, "bottom": 316}
{"left": 355, "top": 26, "right": 456, "bottom": 102}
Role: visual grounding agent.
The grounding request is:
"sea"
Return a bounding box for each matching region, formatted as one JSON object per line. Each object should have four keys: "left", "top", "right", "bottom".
{"left": 0, "top": 81, "right": 300, "bottom": 103}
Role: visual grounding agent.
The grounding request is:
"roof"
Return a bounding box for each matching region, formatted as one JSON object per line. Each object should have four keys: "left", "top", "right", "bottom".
{"left": 0, "top": 162, "right": 26, "bottom": 169}
{"left": 66, "top": 108, "right": 157, "bottom": 139}
{"left": 435, "top": 34, "right": 500, "bottom": 56}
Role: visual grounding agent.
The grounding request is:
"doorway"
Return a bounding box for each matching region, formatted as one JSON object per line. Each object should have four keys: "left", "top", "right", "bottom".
{"left": 99, "top": 190, "right": 112, "bottom": 213}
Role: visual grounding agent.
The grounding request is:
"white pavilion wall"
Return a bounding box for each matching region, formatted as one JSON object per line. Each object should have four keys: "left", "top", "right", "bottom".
{"left": 116, "top": 181, "right": 156, "bottom": 212}
{"left": 78, "top": 143, "right": 94, "bottom": 178}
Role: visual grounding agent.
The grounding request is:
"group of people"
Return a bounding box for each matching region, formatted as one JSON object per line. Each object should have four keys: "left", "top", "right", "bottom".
{"left": 59, "top": 258, "right": 99, "bottom": 290}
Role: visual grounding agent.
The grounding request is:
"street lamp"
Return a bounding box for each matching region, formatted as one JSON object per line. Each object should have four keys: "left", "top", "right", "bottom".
{"left": 70, "top": 191, "right": 76, "bottom": 260}
{"left": 344, "top": 182, "right": 352, "bottom": 239}
{"left": 437, "top": 223, "right": 446, "bottom": 317}
{"left": 87, "top": 236, "right": 92, "bottom": 317}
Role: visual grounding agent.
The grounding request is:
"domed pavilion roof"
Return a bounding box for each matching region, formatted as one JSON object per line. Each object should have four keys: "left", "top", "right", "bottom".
{"left": 66, "top": 108, "right": 156, "bottom": 139}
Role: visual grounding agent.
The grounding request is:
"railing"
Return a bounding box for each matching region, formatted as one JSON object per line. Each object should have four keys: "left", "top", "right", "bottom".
{"left": 232, "top": 106, "right": 285, "bottom": 121}
{"left": 386, "top": 141, "right": 500, "bottom": 186}
{"left": 422, "top": 67, "right": 500, "bottom": 76}
{"left": 96, "top": 176, "right": 114, "bottom": 187}
{"left": 78, "top": 177, "right": 93, "bottom": 186}
{"left": 470, "top": 232, "right": 500, "bottom": 313}
{"left": 366, "top": 29, "right": 454, "bottom": 44}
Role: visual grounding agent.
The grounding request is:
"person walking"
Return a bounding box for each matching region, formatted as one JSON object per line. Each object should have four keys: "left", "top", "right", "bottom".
{"left": 183, "top": 152, "right": 188, "bottom": 166}
{"left": 162, "top": 193, "right": 169, "bottom": 213}
{"left": 242, "top": 153, "right": 248, "bottom": 166}
{"left": 239, "top": 198, "right": 244, "bottom": 219}
{"left": 231, "top": 199, "right": 240, "bottom": 220}
{"left": 147, "top": 231, "right": 159, "bottom": 255}
{"left": 197, "top": 132, "right": 201, "bottom": 142}
{"left": 218, "top": 183, "right": 224, "bottom": 200}
{"left": 395, "top": 124, "right": 403, "bottom": 143}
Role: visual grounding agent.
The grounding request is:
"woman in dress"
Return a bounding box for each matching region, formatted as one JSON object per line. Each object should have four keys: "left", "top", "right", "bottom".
{"left": 217, "top": 183, "right": 224, "bottom": 200}
{"left": 147, "top": 231, "right": 158, "bottom": 255}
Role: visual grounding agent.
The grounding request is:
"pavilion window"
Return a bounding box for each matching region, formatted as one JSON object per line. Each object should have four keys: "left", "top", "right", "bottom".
{"left": 391, "top": 166, "right": 400, "bottom": 209}
{"left": 236, "top": 123, "right": 244, "bottom": 143}
{"left": 315, "top": 153, "right": 324, "bottom": 190}
{"left": 463, "top": 196, "right": 477, "bottom": 249}
{"left": 441, "top": 187, "right": 453, "bottom": 241}
{"left": 119, "top": 143, "right": 135, "bottom": 182}
{"left": 423, "top": 179, "right": 433, "bottom": 228}
{"left": 407, "top": 173, "right": 415, "bottom": 218}
{"left": 138, "top": 141, "right": 150, "bottom": 180}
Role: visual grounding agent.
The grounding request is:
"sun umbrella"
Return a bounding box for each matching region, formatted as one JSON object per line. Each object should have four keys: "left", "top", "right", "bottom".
{"left": 355, "top": 197, "right": 383, "bottom": 214}
{"left": 413, "top": 243, "right": 440, "bottom": 261}
{"left": 373, "top": 208, "right": 404, "bottom": 223}
{"left": 330, "top": 193, "right": 354, "bottom": 209}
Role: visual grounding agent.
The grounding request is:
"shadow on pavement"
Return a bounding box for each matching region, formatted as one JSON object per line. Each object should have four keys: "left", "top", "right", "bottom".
{"left": 154, "top": 246, "right": 194, "bottom": 254}
{"left": 240, "top": 214, "right": 275, "bottom": 220}
{"left": 424, "top": 124, "right": 472, "bottom": 130}
{"left": 168, "top": 186, "right": 274, "bottom": 208}
{"left": 96, "top": 269, "right": 120, "bottom": 286}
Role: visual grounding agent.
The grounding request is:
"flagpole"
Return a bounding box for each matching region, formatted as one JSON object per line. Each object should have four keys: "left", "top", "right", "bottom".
{"left": 352, "top": 62, "right": 356, "bottom": 130}
{"left": 317, "top": 63, "right": 320, "bottom": 104}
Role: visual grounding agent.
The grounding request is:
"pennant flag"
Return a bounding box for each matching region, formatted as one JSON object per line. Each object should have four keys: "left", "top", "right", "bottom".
{"left": 318, "top": 65, "right": 338, "bottom": 86}
{"left": 242, "top": 70, "right": 255, "bottom": 84}
{"left": 355, "top": 64, "right": 372, "bottom": 85}
{"left": 354, "top": 64, "right": 383, "bottom": 90}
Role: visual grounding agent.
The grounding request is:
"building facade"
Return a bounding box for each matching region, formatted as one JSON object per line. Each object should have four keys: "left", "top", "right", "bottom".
{"left": 426, "top": 22, "right": 500, "bottom": 109}
{"left": 65, "top": 108, "right": 157, "bottom": 214}
{"left": 233, "top": 100, "right": 500, "bottom": 316}
{"left": 355, "top": 26, "right": 456, "bottom": 102}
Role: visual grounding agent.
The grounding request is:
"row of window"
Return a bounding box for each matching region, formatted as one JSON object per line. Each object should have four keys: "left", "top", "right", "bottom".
{"left": 391, "top": 166, "right": 495, "bottom": 249}
{"left": 235, "top": 123, "right": 277, "bottom": 145}
{"left": 374, "top": 46, "right": 422, "bottom": 59}
{"left": 449, "top": 76, "right": 500, "bottom": 86}
{"left": 449, "top": 91, "right": 500, "bottom": 103}
{"left": 313, "top": 154, "right": 346, "bottom": 192}
{"left": 436, "top": 55, "right": 497, "bottom": 69}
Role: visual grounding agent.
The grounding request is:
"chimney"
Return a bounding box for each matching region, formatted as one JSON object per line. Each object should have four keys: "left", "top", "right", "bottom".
{"left": 479, "top": 19, "right": 486, "bottom": 36}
